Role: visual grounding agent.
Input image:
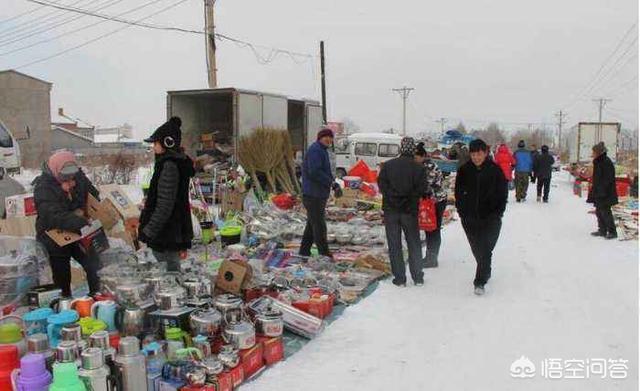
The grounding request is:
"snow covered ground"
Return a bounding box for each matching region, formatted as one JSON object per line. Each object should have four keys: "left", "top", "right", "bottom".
{"left": 244, "top": 172, "right": 638, "bottom": 391}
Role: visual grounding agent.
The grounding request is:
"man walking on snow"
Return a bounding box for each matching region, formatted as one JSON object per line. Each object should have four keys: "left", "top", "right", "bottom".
{"left": 533, "top": 145, "right": 555, "bottom": 203}
{"left": 455, "top": 139, "right": 508, "bottom": 295}
{"left": 587, "top": 142, "right": 618, "bottom": 239}
{"left": 513, "top": 140, "right": 533, "bottom": 202}
{"left": 378, "top": 137, "right": 426, "bottom": 287}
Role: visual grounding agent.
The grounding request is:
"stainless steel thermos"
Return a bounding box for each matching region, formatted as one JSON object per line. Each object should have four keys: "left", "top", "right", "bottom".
{"left": 114, "top": 336, "right": 148, "bottom": 391}
{"left": 78, "top": 348, "right": 110, "bottom": 391}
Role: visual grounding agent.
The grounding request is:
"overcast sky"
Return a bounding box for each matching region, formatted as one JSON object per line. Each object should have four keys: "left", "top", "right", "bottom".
{"left": 1, "top": 0, "right": 638, "bottom": 139}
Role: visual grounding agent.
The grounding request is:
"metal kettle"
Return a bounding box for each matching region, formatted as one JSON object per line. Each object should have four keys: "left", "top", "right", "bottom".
{"left": 49, "top": 297, "right": 74, "bottom": 313}
{"left": 115, "top": 304, "right": 145, "bottom": 337}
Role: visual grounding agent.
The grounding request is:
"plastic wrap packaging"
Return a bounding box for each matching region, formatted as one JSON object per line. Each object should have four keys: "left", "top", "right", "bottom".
{"left": 0, "top": 236, "right": 49, "bottom": 309}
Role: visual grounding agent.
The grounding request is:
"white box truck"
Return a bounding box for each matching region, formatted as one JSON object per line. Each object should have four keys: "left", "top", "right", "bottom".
{"left": 165, "top": 88, "right": 323, "bottom": 159}
{"left": 565, "top": 122, "right": 620, "bottom": 163}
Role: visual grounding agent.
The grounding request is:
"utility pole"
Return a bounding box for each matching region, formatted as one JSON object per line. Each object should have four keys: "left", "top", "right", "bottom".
{"left": 555, "top": 110, "right": 566, "bottom": 151}
{"left": 593, "top": 98, "right": 611, "bottom": 123}
{"left": 204, "top": 0, "right": 217, "bottom": 88}
{"left": 392, "top": 86, "right": 414, "bottom": 136}
{"left": 593, "top": 98, "right": 611, "bottom": 142}
{"left": 320, "top": 41, "right": 327, "bottom": 124}
{"left": 434, "top": 118, "right": 447, "bottom": 134}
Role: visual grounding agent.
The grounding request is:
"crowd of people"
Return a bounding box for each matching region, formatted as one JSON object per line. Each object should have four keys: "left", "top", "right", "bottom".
{"left": 301, "top": 130, "right": 620, "bottom": 296}
{"left": 31, "top": 124, "right": 620, "bottom": 301}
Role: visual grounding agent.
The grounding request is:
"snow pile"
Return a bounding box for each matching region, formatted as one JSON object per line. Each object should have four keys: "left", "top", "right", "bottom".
{"left": 242, "top": 172, "right": 638, "bottom": 391}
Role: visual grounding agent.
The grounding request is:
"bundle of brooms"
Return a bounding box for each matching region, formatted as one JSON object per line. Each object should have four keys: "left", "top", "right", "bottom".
{"left": 238, "top": 128, "right": 300, "bottom": 195}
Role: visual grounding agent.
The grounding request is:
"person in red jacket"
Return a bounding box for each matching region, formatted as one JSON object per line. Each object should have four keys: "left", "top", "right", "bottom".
{"left": 494, "top": 144, "right": 515, "bottom": 190}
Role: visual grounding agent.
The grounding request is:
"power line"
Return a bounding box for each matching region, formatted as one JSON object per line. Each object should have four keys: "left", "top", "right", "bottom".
{"left": 0, "top": 0, "right": 166, "bottom": 56}
{"left": 0, "top": 3, "right": 47, "bottom": 25}
{"left": 562, "top": 23, "right": 638, "bottom": 110}
{"left": 577, "top": 37, "right": 638, "bottom": 102}
{"left": 0, "top": 0, "right": 96, "bottom": 40}
{"left": 0, "top": 0, "right": 128, "bottom": 47}
{"left": 15, "top": 0, "right": 193, "bottom": 69}
{"left": 16, "top": 0, "right": 314, "bottom": 65}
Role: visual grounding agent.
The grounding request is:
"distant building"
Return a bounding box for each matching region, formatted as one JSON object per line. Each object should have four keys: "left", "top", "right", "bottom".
{"left": 0, "top": 70, "right": 52, "bottom": 167}
{"left": 51, "top": 121, "right": 95, "bottom": 139}
{"left": 95, "top": 124, "right": 133, "bottom": 139}
{"left": 51, "top": 125, "right": 95, "bottom": 150}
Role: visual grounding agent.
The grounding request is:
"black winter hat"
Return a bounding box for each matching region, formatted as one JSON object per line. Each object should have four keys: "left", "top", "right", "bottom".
{"left": 145, "top": 117, "right": 182, "bottom": 148}
{"left": 541, "top": 145, "right": 549, "bottom": 153}
{"left": 517, "top": 140, "right": 525, "bottom": 148}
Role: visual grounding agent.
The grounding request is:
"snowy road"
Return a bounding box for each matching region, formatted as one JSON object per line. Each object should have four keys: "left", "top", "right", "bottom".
{"left": 244, "top": 172, "right": 638, "bottom": 391}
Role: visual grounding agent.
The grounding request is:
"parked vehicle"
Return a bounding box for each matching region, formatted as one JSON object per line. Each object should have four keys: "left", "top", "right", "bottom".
{"left": 0, "top": 118, "right": 21, "bottom": 173}
{"left": 166, "top": 88, "right": 323, "bottom": 160}
{"left": 334, "top": 133, "right": 402, "bottom": 178}
{"left": 565, "top": 122, "right": 620, "bottom": 163}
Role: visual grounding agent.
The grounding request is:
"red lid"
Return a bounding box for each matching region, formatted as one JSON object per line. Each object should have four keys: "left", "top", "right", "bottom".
{"left": 109, "top": 332, "right": 120, "bottom": 350}
{"left": 0, "top": 345, "right": 19, "bottom": 370}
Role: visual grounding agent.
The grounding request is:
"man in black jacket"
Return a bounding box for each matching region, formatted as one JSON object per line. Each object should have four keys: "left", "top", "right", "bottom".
{"left": 34, "top": 150, "right": 101, "bottom": 297}
{"left": 587, "top": 142, "right": 618, "bottom": 239}
{"left": 533, "top": 145, "right": 555, "bottom": 203}
{"left": 378, "top": 137, "right": 426, "bottom": 287}
{"left": 455, "top": 139, "right": 508, "bottom": 295}
{"left": 139, "top": 117, "right": 195, "bottom": 271}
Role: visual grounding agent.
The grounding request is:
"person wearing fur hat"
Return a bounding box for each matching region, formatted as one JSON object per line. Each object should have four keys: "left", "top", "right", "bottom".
{"left": 378, "top": 137, "right": 426, "bottom": 286}
{"left": 139, "top": 117, "right": 195, "bottom": 271}
{"left": 33, "top": 150, "right": 101, "bottom": 297}
{"left": 587, "top": 142, "right": 618, "bottom": 239}
{"left": 299, "top": 128, "right": 341, "bottom": 257}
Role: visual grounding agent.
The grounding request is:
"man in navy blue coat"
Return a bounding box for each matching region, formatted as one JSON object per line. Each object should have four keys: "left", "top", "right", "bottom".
{"left": 300, "top": 128, "right": 339, "bottom": 257}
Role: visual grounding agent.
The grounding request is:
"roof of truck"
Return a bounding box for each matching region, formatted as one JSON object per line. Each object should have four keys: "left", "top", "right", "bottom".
{"left": 166, "top": 87, "right": 319, "bottom": 104}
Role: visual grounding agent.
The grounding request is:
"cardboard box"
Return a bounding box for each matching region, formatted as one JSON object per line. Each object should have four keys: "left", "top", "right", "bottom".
{"left": 79, "top": 221, "right": 109, "bottom": 254}
{"left": 5, "top": 193, "right": 36, "bottom": 218}
{"left": 27, "top": 284, "right": 62, "bottom": 309}
{"left": 46, "top": 229, "right": 81, "bottom": 247}
{"left": 0, "top": 215, "right": 37, "bottom": 237}
{"left": 100, "top": 184, "right": 139, "bottom": 220}
{"left": 200, "top": 133, "right": 215, "bottom": 142}
{"left": 227, "top": 365, "right": 244, "bottom": 388}
{"left": 220, "top": 190, "right": 245, "bottom": 215}
{"left": 216, "top": 371, "right": 234, "bottom": 391}
{"left": 258, "top": 336, "right": 284, "bottom": 366}
{"left": 335, "top": 188, "right": 359, "bottom": 208}
{"left": 87, "top": 194, "right": 120, "bottom": 230}
{"left": 215, "top": 260, "right": 248, "bottom": 294}
{"left": 240, "top": 343, "right": 265, "bottom": 379}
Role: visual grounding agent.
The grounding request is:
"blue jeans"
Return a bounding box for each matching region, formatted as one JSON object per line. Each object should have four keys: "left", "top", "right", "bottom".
{"left": 153, "top": 250, "right": 181, "bottom": 272}
{"left": 384, "top": 210, "right": 424, "bottom": 283}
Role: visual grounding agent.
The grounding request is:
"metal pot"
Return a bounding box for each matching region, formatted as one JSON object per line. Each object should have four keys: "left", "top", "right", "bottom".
{"left": 201, "top": 357, "right": 224, "bottom": 383}
{"left": 217, "top": 344, "right": 240, "bottom": 369}
{"left": 336, "top": 232, "right": 353, "bottom": 245}
{"left": 351, "top": 235, "right": 367, "bottom": 245}
{"left": 213, "top": 294, "right": 243, "bottom": 322}
{"left": 254, "top": 308, "right": 283, "bottom": 337}
{"left": 156, "top": 289, "right": 184, "bottom": 311}
{"left": 183, "top": 279, "right": 205, "bottom": 299}
{"left": 189, "top": 308, "right": 223, "bottom": 338}
{"left": 223, "top": 320, "right": 255, "bottom": 350}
